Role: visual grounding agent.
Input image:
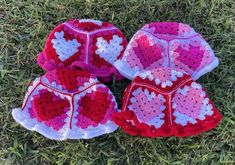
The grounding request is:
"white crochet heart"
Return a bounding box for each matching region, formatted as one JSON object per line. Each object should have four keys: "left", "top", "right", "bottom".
{"left": 51, "top": 31, "right": 81, "bottom": 61}
{"left": 95, "top": 35, "right": 123, "bottom": 64}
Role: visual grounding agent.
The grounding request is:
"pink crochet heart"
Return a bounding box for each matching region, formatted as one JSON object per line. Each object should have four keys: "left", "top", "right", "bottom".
{"left": 115, "top": 22, "right": 219, "bottom": 81}
{"left": 175, "top": 45, "right": 205, "bottom": 71}
{"left": 133, "top": 35, "right": 163, "bottom": 68}
{"left": 172, "top": 86, "right": 204, "bottom": 119}
{"left": 129, "top": 88, "right": 165, "bottom": 122}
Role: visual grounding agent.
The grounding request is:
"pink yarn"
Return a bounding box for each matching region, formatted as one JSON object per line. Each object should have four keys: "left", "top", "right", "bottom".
{"left": 12, "top": 68, "right": 119, "bottom": 140}
{"left": 172, "top": 87, "right": 204, "bottom": 119}
{"left": 114, "top": 22, "right": 219, "bottom": 80}
{"left": 133, "top": 35, "right": 163, "bottom": 68}
{"left": 131, "top": 90, "right": 163, "bottom": 122}
{"left": 112, "top": 67, "right": 223, "bottom": 137}
{"left": 28, "top": 89, "right": 70, "bottom": 131}
{"left": 75, "top": 86, "right": 116, "bottom": 129}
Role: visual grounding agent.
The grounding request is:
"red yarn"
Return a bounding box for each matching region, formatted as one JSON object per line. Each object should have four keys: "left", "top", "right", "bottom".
{"left": 79, "top": 92, "right": 111, "bottom": 123}
{"left": 43, "top": 25, "right": 85, "bottom": 67}
{"left": 56, "top": 69, "right": 90, "bottom": 91}
{"left": 33, "top": 91, "right": 70, "bottom": 121}
{"left": 37, "top": 19, "right": 127, "bottom": 82}
{"left": 112, "top": 68, "right": 222, "bottom": 137}
{"left": 68, "top": 19, "right": 109, "bottom": 32}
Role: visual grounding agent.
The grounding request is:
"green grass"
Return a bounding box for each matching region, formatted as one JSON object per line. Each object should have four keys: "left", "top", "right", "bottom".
{"left": 0, "top": 0, "right": 235, "bottom": 164}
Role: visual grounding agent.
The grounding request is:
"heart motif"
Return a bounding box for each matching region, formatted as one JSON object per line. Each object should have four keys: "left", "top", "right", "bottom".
{"left": 33, "top": 91, "right": 70, "bottom": 121}
{"left": 172, "top": 82, "right": 214, "bottom": 126}
{"left": 79, "top": 91, "right": 111, "bottom": 123}
{"left": 132, "top": 35, "right": 163, "bottom": 68}
{"left": 95, "top": 35, "right": 123, "bottom": 64}
{"left": 51, "top": 31, "right": 81, "bottom": 62}
{"left": 173, "top": 86, "right": 203, "bottom": 118}
{"left": 175, "top": 45, "right": 204, "bottom": 70}
{"left": 128, "top": 88, "right": 166, "bottom": 123}
{"left": 55, "top": 69, "right": 90, "bottom": 91}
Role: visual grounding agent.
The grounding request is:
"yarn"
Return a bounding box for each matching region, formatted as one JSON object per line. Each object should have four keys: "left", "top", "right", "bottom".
{"left": 114, "top": 22, "right": 219, "bottom": 80}
{"left": 112, "top": 67, "right": 222, "bottom": 137}
{"left": 37, "top": 19, "right": 127, "bottom": 82}
{"left": 12, "top": 68, "right": 119, "bottom": 140}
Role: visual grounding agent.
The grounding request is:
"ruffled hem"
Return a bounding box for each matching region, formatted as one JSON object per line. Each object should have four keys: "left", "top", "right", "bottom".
{"left": 12, "top": 108, "right": 118, "bottom": 140}
{"left": 112, "top": 110, "right": 222, "bottom": 137}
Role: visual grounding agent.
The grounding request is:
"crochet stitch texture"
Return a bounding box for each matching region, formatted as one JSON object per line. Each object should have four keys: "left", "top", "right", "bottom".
{"left": 37, "top": 19, "right": 127, "bottom": 82}
{"left": 114, "top": 22, "right": 219, "bottom": 80}
{"left": 112, "top": 67, "right": 222, "bottom": 137}
{"left": 12, "top": 19, "right": 222, "bottom": 139}
{"left": 12, "top": 68, "right": 119, "bottom": 140}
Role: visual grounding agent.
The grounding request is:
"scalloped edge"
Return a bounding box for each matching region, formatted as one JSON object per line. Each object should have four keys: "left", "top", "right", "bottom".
{"left": 114, "top": 59, "right": 138, "bottom": 80}
{"left": 192, "top": 57, "right": 219, "bottom": 80}
{"left": 12, "top": 108, "right": 118, "bottom": 140}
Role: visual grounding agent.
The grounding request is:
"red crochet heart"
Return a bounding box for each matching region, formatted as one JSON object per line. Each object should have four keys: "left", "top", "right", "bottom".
{"left": 176, "top": 45, "right": 204, "bottom": 70}
{"left": 33, "top": 92, "right": 70, "bottom": 121}
{"left": 79, "top": 92, "right": 110, "bottom": 123}
{"left": 56, "top": 69, "right": 90, "bottom": 91}
{"left": 133, "top": 35, "right": 162, "bottom": 68}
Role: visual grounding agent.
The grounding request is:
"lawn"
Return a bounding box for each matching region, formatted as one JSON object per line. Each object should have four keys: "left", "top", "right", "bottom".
{"left": 0, "top": 0, "right": 235, "bottom": 164}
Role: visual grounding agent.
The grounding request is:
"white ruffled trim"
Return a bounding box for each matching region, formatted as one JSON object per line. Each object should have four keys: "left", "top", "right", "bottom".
{"left": 12, "top": 108, "right": 118, "bottom": 140}
{"left": 12, "top": 82, "right": 118, "bottom": 140}
{"left": 192, "top": 57, "right": 219, "bottom": 80}
{"left": 114, "top": 59, "right": 138, "bottom": 80}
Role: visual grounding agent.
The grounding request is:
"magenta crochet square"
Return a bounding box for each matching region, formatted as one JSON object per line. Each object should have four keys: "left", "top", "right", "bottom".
{"left": 37, "top": 19, "right": 127, "bottom": 82}
{"left": 114, "top": 22, "right": 219, "bottom": 80}
{"left": 12, "top": 68, "right": 119, "bottom": 140}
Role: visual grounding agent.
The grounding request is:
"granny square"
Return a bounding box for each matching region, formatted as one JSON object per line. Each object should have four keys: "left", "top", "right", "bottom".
{"left": 114, "top": 22, "right": 219, "bottom": 80}
{"left": 12, "top": 68, "right": 119, "bottom": 140}
{"left": 37, "top": 19, "right": 127, "bottom": 82}
{"left": 112, "top": 67, "right": 222, "bottom": 137}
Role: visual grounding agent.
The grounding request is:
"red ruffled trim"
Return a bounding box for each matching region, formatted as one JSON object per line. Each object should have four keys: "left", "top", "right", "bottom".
{"left": 112, "top": 108, "right": 222, "bottom": 137}
{"left": 112, "top": 73, "right": 223, "bottom": 138}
